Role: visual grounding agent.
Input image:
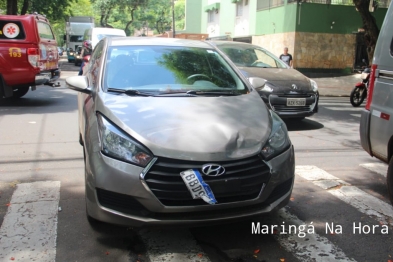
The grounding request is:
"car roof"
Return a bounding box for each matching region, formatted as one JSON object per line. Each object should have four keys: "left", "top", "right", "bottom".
{"left": 209, "top": 40, "right": 262, "bottom": 48}
{"left": 107, "top": 37, "right": 213, "bottom": 49}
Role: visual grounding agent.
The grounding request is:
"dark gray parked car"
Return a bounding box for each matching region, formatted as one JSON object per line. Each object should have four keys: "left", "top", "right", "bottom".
{"left": 66, "top": 37, "right": 295, "bottom": 226}
{"left": 211, "top": 41, "right": 319, "bottom": 119}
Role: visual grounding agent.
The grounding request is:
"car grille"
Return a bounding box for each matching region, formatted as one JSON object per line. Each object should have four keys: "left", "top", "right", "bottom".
{"left": 144, "top": 155, "right": 271, "bottom": 206}
{"left": 272, "top": 105, "right": 312, "bottom": 112}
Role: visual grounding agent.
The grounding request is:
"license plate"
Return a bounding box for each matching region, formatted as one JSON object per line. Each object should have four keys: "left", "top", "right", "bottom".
{"left": 287, "top": 98, "right": 306, "bottom": 106}
{"left": 180, "top": 169, "right": 217, "bottom": 205}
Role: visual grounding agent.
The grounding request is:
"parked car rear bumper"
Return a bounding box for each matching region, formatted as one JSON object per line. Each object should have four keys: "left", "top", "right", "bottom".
{"left": 360, "top": 109, "right": 372, "bottom": 156}
{"left": 35, "top": 69, "right": 60, "bottom": 85}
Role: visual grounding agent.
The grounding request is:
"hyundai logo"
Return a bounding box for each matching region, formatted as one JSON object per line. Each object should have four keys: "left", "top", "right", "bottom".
{"left": 291, "top": 84, "right": 298, "bottom": 90}
{"left": 201, "top": 164, "right": 225, "bottom": 177}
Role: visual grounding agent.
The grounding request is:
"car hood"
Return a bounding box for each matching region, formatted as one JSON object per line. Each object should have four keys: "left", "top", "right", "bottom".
{"left": 239, "top": 68, "right": 313, "bottom": 93}
{"left": 98, "top": 91, "right": 272, "bottom": 161}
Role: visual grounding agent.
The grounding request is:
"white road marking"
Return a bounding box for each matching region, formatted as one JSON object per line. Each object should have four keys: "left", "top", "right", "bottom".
{"left": 267, "top": 209, "right": 356, "bottom": 262}
{"left": 360, "top": 163, "right": 388, "bottom": 177}
{"left": 0, "top": 181, "right": 60, "bottom": 262}
{"left": 139, "top": 229, "right": 210, "bottom": 262}
{"left": 325, "top": 107, "right": 363, "bottom": 111}
{"left": 319, "top": 103, "right": 351, "bottom": 106}
{"left": 296, "top": 166, "right": 393, "bottom": 226}
{"left": 350, "top": 114, "right": 361, "bottom": 118}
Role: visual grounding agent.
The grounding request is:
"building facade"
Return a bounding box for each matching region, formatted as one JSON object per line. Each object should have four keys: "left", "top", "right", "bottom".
{"left": 180, "top": 0, "right": 390, "bottom": 72}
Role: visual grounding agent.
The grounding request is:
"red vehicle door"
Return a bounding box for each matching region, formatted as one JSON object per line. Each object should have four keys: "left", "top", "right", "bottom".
{"left": 36, "top": 18, "right": 59, "bottom": 71}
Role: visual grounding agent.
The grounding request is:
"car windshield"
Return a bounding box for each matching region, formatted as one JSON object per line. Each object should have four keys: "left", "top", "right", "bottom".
{"left": 218, "top": 45, "right": 288, "bottom": 69}
{"left": 104, "top": 45, "right": 248, "bottom": 94}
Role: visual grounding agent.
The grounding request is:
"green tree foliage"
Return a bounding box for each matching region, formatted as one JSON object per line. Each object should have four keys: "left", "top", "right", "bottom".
{"left": 90, "top": 0, "right": 185, "bottom": 36}
{"left": 91, "top": 0, "right": 148, "bottom": 35}
{"left": 2, "top": 0, "right": 76, "bottom": 20}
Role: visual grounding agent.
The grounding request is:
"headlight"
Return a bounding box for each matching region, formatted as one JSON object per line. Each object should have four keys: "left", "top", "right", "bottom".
{"left": 310, "top": 79, "right": 318, "bottom": 92}
{"left": 97, "top": 114, "right": 153, "bottom": 167}
{"left": 70, "top": 52, "right": 74, "bottom": 55}
{"left": 261, "top": 111, "right": 290, "bottom": 160}
{"left": 261, "top": 83, "right": 274, "bottom": 92}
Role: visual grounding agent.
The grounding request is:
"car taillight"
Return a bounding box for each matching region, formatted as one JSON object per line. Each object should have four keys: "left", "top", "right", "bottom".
{"left": 27, "top": 48, "right": 39, "bottom": 67}
{"left": 365, "top": 64, "right": 378, "bottom": 111}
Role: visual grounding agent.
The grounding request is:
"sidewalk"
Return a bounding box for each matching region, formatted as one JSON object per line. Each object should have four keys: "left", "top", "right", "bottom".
{"left": 311, "top": 74, "right": 360, "bottom": 97}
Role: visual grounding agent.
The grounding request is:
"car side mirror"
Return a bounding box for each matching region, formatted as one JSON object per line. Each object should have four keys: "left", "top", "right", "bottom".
{"left": 66, "top": 76, "right": 91, "bottom": 94}
{"left": 248, "top": 77, "right": 266, "bottom": 89}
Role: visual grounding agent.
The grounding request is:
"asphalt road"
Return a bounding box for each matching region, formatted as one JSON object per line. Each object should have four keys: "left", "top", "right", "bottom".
{"left": 0, "top": 60, "right": 391, "bottom": 262}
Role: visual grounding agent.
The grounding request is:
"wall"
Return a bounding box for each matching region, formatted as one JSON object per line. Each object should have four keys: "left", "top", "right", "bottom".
{"left": 180, "top": 0, "right": 207, "bottom": 34}
{"left": 255, "top": 4, "right": 298, "bottom": 34}
{"left": 294, "top": 32, "right": 356, "bottom": 69}
{"left": 252, "top": 32, "right": 296, "bottom": 59}
{"left": 297, "top": 3, "right": 388, "bottom": 34}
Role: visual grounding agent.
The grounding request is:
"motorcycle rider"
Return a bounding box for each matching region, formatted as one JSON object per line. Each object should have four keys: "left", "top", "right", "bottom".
{"left": 78, "top": 40, "right": 92, "bottom": 76}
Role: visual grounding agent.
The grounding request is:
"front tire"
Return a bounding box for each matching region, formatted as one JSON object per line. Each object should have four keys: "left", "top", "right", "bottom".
{"left": 12, "top": 86, "right": 29, "bottom": 98}
{"left": 350, "top": 86, "right": 366, "bottom": 107}
{"left": 387, "top": 157, "right": 393, "bottom": 205}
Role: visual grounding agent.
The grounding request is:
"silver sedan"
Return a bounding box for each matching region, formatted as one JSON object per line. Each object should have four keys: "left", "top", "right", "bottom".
{"left": 66, "top": 37, "right": 295, "bottom": 226}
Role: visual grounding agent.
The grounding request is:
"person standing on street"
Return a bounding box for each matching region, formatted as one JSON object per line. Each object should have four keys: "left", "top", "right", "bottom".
{"left": 279, "top": 47, "right": 293, "bottom": 68}
{"left": 78, "top": 40, "right": 92, "bottom": 76}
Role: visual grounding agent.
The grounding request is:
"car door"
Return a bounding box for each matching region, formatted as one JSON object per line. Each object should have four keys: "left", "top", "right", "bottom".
{"left": 36, "top": 19, "right": 58, "bottom": 71}
{"left": 368, "top": 9, "right": 393, "bottom": 162}
{"left": 78, "top": 40, "right": 105, "bottom": 145}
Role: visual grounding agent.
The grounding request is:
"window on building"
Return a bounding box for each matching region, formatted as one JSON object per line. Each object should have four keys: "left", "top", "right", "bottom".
{"left": 208, "top": 10, "right": 215, "bottom": 23}
{"left": 257, "top": 0, "right": 284, "bottom": 10}
{"left": 236, "top": 1, "right": 243, "bottom": 16}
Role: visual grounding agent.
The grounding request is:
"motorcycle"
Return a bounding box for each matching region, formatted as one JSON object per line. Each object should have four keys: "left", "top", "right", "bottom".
{"left": 350, "top": 66, "right": 370, "bottom": 107}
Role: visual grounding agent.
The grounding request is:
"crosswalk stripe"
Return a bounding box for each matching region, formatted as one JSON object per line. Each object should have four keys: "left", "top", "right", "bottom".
{"left": 139, "top": 228, "right": 210, "bottom": 262}
{"left": 296, "top": 166, "right": 393, "bottom": 226}
{"left": 0, "top": 181, "right": 60, "bottom": 262}
{"left": 325, "top": 107, "right": 363, "bottom": 111}
{"left": 318, "top": 103, "right": 352, "bottom": 106}
{"left": 268, "top": 209, "right": 356, "bottom": 262}
{"left": 360, "top": 163, "right": 388, "bottom": 177}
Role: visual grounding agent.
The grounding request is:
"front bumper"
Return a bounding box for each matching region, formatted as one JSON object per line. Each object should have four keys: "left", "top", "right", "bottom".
{"left": 85, "top": 145, "right": 295, "bottom": 227}
{"left": 260, "top": 92, "right": 319, "bottom": 118}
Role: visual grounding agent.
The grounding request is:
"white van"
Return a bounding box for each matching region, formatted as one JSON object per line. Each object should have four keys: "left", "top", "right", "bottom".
{"left": 84, "top": 27, "right": 126, "bottom": 49}
{"left": 360, "top": 1, "right": 393, "bottom": 203}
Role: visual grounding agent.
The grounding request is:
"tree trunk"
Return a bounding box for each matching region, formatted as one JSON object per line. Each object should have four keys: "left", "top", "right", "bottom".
{"left": 353, "top": 0, "right": 380, "bottom": 63}
{"left": 20, "top": 0, "right": 29, "bottom": 15}
{"left": 7, "top": 0, "right": 18, "bottom": 15}
{"left": 125, "top": 8, "right": 137, "bottom": 33}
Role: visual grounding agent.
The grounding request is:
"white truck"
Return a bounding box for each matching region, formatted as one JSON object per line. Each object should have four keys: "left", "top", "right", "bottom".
{"left": 65, "top": 16, "right": 94, "bottom": 63}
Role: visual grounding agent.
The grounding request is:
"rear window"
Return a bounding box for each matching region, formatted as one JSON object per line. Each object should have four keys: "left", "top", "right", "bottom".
{"left": 37, "top": 21, "right": 55, "bottom": 40}
{"left": 0, "top": 20, "right": 26, "bottom": 40}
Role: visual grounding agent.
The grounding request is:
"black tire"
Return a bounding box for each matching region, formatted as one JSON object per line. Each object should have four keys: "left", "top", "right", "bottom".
{"left": 12, "top": 86, "right": 29, "bottom": 98}
{"left": 68, "top": 59, "right": 72, "bottom": 63}
{"left": 350, "top": 86, "right": 366, "bottom": 107}
{"left": 387, "top": 157, "right": 393, "bottom": 205}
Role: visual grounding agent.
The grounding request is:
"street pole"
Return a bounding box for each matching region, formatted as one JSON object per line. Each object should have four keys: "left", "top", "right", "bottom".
{"left": 172, "top": 0, "right": 175, "bottom": 38}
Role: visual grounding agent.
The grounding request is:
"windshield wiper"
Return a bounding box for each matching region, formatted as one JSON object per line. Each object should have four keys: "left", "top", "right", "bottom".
{"left": 107, "top": 88, "right": 153, "bottom": 97}
{"left": 185, "top": 90, "right": 241, "bottom": 96}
